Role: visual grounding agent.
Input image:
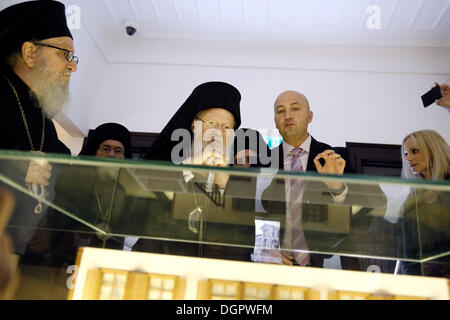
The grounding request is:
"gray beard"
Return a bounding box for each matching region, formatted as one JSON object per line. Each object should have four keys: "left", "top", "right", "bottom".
{"left": 29, "top": 64, "right": 70, "bottom": 119}
{"left": 96, "top": 167, "right": 119, "bottom": 181}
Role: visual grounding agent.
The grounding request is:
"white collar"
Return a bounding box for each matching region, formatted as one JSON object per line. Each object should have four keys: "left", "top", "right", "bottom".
{"left": 282, "top": 134, "right": 311, "bottom": 159}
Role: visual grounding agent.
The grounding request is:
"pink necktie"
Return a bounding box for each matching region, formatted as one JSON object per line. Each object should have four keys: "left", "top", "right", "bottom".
{"left": 288, "top": 147, "right": 311, "bottom": 266}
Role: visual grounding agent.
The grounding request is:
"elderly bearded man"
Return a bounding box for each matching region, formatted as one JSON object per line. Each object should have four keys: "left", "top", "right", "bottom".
{"left": 0, "top": 1, "right": 78, "bottom": 256}
{"left": 0, "top": 0, "right": 77, "bottom": 154}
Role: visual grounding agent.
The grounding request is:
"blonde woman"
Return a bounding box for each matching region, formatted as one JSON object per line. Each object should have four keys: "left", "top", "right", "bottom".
{"left": 396, "top": 130, "right": 450, "bottom": 277}
{"left": 401, "top": 130, "right": 450, "bottom": 181}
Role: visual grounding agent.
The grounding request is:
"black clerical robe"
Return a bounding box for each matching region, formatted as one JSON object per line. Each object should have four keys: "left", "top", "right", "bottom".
{"left": 0, "top": 64, "right": 70, "bottom": 255}
{"left": 0, "top": 64, "right": 70, "bottom": 154}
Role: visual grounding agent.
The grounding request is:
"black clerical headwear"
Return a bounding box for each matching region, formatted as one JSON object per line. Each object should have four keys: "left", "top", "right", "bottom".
{"left": 0, "top": 1, "right": 72, "bottom": 62}
{"left": 144, "top": 81, "right": 241, "bottom": 161}
{"left": 79, "top": 123, "right": 132, "bottom": 159}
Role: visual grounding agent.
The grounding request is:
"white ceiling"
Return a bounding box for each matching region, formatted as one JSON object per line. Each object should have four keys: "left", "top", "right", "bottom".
{"left": 95, "top": 0, "right": 450, "bottom": 46}
{"left": 1, "top": 0, "right": 449, "bottom": 61}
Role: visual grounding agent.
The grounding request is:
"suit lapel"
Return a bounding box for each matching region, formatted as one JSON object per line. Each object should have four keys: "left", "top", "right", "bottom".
{"left": 278, "top": 144, "right": 284, "bottom": 170}
{"left": 306, "top": 137, "right": 320, "bottom": 172}
{"left": 275, "top": 137, "right": 320, "bottom": 172}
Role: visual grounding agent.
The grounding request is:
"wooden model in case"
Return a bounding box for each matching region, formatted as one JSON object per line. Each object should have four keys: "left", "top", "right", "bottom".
{"left": 70, "top": 247, "right": 449, "bottom": 300}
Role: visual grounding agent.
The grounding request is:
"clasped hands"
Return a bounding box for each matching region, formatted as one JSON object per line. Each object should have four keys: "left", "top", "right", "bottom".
{"left": 189, "top": 141, "right": 230, "bottom": 189}
{"left": 25, "top": 158, "right": 52, "bottom": 186}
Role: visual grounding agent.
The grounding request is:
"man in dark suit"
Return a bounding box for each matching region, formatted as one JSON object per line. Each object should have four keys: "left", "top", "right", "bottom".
{"left": 260, "top": 90, "right": 387, "bottom": 268}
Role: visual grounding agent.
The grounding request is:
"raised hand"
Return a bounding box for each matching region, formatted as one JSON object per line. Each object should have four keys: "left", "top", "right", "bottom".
{"left": 313, "top": 149, "right": 346, "bottom": 190}
{"left": 435, "top": 82, "right": 450, "bottom": 109}
{"left": 313, "top": 150, "right": 346, "bottom": 175}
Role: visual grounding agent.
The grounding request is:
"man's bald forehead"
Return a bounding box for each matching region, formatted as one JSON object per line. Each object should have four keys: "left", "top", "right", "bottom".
{"left": 274, "top": 90, "right": 310, "bottom": 110}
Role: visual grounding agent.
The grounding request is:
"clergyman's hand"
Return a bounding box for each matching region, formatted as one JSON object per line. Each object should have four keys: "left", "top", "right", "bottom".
{"left": 25, "top": 155, "right": 52, "bottom": 187}
{"left": 191, "top": 141, "right": 228, "bottom": 167}
{"left": 190, "top": 142, "right": 230, "bottom": 189}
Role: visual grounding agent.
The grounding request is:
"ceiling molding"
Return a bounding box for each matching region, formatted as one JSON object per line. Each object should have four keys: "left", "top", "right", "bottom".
{"left": 406, "top": 0, "right": 426, "bottom": 30}
{"left": 432, "top": 0, "right": 450, "bottom": 29}
{"left": 64, "top": 0, "right": 450, "bottom": 69}
{"left": 385, "top": 0, "right": 400, "bottom": 29}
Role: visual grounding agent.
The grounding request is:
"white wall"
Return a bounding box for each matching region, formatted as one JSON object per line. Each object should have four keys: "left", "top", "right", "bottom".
{"left": 2, "top": 1, "right": 448, "bottom": 152}
{"left": 57, "top": 1, "right": 450, "bottom": 150}
{"left": 2, "top": 1, "right": 449, "bottom": 153}
{"left": 66, "top": 19, "right": 108, "bottom": 135}
{"left": 81, "top": 48, "right": 450, "bottom": 148}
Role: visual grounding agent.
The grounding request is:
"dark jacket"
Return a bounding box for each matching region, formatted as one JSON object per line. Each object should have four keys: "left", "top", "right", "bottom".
{"left": 261, "top": 136, "right": 387, "bottom": 268}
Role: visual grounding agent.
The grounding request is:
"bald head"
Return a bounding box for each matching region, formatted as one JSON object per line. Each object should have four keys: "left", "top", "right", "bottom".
{"left": 274, "top": 90, "right": 310, "bottom": 112}
{"left": 273, "top": 90, "right": 313, "bottom": 147}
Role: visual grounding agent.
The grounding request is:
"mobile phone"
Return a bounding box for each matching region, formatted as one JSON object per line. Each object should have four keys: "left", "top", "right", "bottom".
{"left": 421, "top": 85, "right": 443, "bottom": 108}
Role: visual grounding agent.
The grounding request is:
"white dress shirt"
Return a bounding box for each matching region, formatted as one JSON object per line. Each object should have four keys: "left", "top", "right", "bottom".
{"left": 282, "top": 136, "right": 311, "bottom": 172}
{"left": 282, "top": 135, "right": 347, "bottom": 202}
{"left": 281, "top": 135, "right": 347, "bottom": 267}
{"left": 254, "top": 135, "right": 347, "bottom": 212}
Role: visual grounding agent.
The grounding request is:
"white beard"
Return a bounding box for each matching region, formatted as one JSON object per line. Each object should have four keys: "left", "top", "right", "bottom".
{"left": 96, "top": 167, "right": 119, "bottom": 181}
{"left": 30, "top": 61, "right": 70, "bottom": 119}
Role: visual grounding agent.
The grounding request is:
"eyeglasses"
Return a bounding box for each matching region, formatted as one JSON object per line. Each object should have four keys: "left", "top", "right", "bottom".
{"left": 98, "top": 145, "right": 125, "bottom": 156}
{"left": 194, "top": 117, "right": 234, "bottom": 130}
{"left": 33, "top": 42, "right": 79, "bottom": 65}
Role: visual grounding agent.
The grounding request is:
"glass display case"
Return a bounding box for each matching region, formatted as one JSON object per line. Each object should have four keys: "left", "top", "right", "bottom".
{"left": 0, "top": 150, "right": 448, "bottom": 299}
